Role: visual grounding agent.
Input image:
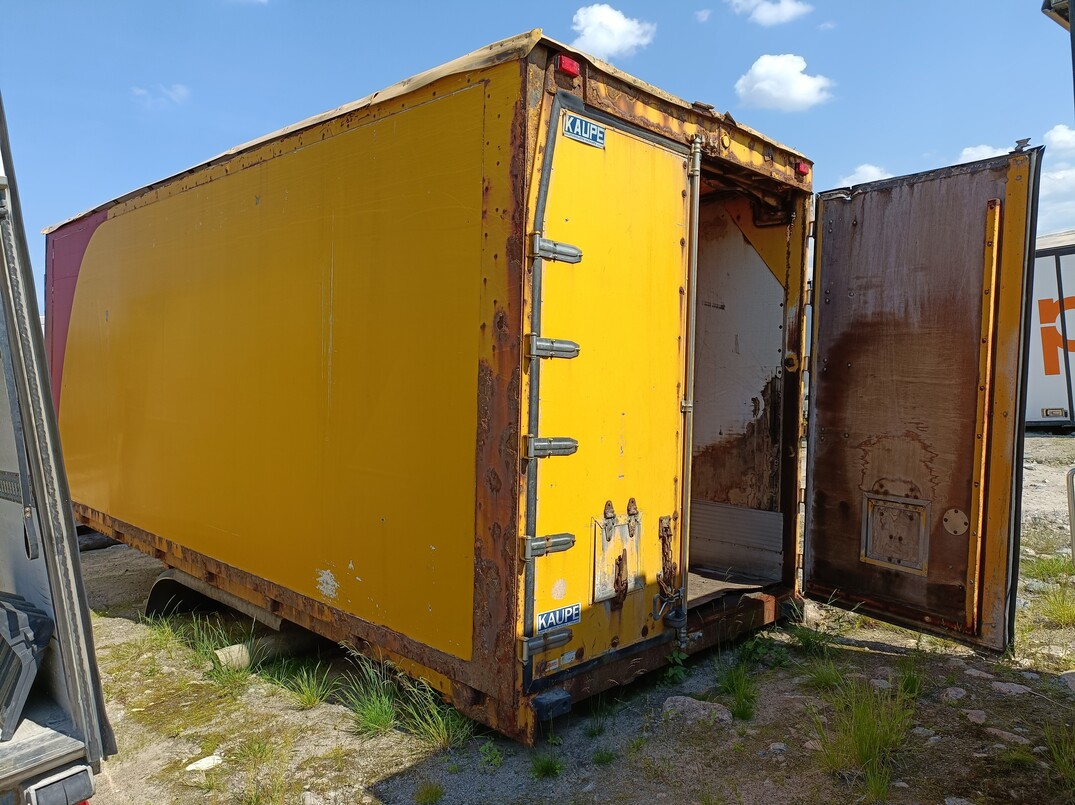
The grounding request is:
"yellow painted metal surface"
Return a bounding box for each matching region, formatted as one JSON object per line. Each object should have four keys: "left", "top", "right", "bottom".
{"left": 60, "top": 81, "right": 510, "bottom": 660}
{"left": 530, "top": 111, "right": 689, "bottom": 676}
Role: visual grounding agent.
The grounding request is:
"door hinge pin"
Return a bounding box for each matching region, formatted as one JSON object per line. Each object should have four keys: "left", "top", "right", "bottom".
{"left": 681, "top": 399, "right": 694, "bottom": 413}
{"left": 530, "top": 233, "right": 583, "bottom": 264}
{"left": 523, "top": 533, "right": 576, "bottom": 560}
{"left": 519, "top": 628, "right": 573, "bottom": 663}
{"left": 525, "top": 435, "right": 579, "bottom": 459}
{"left": 527, "top": 334, "right": 581, "bottom": 360}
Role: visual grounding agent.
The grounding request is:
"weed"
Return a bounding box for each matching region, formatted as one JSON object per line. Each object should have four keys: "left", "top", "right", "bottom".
{"left": 813, "top": 680, "right": 913, "bottom": 800}
{"left": 997, "top": 745, "right": 1038, "bottom": 772}
{"left": 592, "top": 748, "right": 616, "bottom": 766}
{"left": 718, "top": 663, "right": 757, "bottom": 721}
{"left": 398, "top": 679, "right": 474, "bottom": 749}
{"left": 445, "top": 761, "right": 461, "bottom": 774}
{"left": 414, "top": 780, "right": 445, "bottom": 804}
{"left": 287, "top": 663, "right": 338, "bottom": 709}
{"left": 234, "top": 737, "right": 274, "bottom": 766}
{"left": 1046, "top": 721, "right": 1075, "bottom": 792}
{"left": 663, "top": 649, "right": 688, "bottom": 684}
{"left": 896, "top": 654, "right": 923, "bottom": 699}
{"left": 530, "top": 752, "right": 563, "bottom": 779}
{"left": 189, "top": 768, "right": 224, "bottom": 793}
{"left": 804, "top": 657, "right": 844, "bottom": 691}
{"left": 627, "top": 735, "right": 646, "bottom": 754}
{"left": 585, "top": 693, "right": 610, "bottom": 737}
{"left": 339, "top": 656, "right": 400, "bottom": 735}
{"left": 739, "top": 634, "right": 790, "bottom": 668}
{"left": 1023, "top": 554, "right": 1074, "bottom": 584}
{"left": 1041, "top": 587, "right": 1075, "bottom": 627}
{"left": 479, "top": 740, "right": 503, "bottom": 770}
{"left": 784, "top": 622, "right": 836, "bottom": 657}
{"left": 206, "top": 660, "right": 253, "bottom": 698}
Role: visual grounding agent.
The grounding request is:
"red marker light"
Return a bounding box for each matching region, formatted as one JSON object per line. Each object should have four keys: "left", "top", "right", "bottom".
{"left": 556, "top": 55, "right": 581, "bottom": 78}
{"left": 796, "top": 161, "right": 810, "bottom": 176}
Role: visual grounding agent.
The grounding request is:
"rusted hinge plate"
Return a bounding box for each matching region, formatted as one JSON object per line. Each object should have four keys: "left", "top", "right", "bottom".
{"left": 530, "top": 233, "right": 582, "bottom": 264}
{"left": 527, "top": 334, "right": 580, "bottom": 360}
{"left": 519, "top": 628, "right": 572, "bottom": 663}
{"left": 523, "top": 533, "right": 576, "bottom": 560}
{"left": 526, "top": 436, "right": 578, "bottom": 459}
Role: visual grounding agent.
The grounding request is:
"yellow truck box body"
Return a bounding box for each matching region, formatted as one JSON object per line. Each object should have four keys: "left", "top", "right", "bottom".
{"left": 44, "top": 30, "right": 1041, "bottom": 740}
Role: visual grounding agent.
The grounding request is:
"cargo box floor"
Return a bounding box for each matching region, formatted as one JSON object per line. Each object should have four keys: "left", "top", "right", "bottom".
{"left": 686, "top": 567, "right": 773, "bottom": 608}
{"left": 0, "top": 693, "right": 84, "bottom": 789}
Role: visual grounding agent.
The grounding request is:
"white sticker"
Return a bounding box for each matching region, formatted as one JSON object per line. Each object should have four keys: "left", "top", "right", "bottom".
{"left": 537, "top": 602, "right": 581, "bottom": 633}
{"left": 563, "top": 112, "right": 606, "bottom": 148}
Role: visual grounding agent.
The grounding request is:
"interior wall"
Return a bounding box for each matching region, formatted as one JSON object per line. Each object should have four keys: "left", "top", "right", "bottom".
{"left": 689, "top": 198, "right": 786, "bottom": 580}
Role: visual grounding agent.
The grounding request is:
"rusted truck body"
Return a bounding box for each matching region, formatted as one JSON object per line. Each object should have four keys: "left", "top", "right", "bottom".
{"left": 43, "top": 30, "right": 1041, "bottom": 741}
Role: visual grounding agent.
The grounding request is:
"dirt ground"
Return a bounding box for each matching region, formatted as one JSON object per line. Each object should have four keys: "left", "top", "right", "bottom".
{"left": 82, "top": 433, "right": 1075, "bottom": 805}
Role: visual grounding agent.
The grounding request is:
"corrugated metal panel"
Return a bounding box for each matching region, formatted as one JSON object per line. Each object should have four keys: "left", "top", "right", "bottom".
{"left": 689, "top": 500, "right": 782, "bottom": 581}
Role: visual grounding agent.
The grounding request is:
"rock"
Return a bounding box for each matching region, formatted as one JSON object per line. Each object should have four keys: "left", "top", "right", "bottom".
{"left": 963, "top": 710, "right": 987, "bottom": 724}
{"left": 964, "top": 668, "right": 995, "bottom": 680}
{"left": 893, "top": 780, "right": 909, "bottom": 788}
{"left": 874, "top": 665, "right": 895, "bottom": 678}
{"left": 946, "top": 657, "right": 968, "bottom": 669}
{"left": 945, "top": 798, "right": 976, "bottom": 805}
{"left": 928, "top": 735, "right": 943, "bottom": 744}
{"left": 942, "top": 687, "right": 967, "bottom": 702}
{"left": 301, "top": 793, "right": 324, "bottom": 805}
{"left": 986, "top": 728, "right": 1031, "bottom": 745}
{"left": 1060, "top": 670, "right": 1075, "bottom": 692}
{"left": 769, "top": 742, "right": 787, "bottom": 753}
{"left": 1016, "top": 597, "right": 1030, "bottom": 610}
{"left": 1022, "top": 671, "right": 1040, "bottom": 680}
{"left": 803, "top": 740, "right": 821, "bottom": 751}
{"left": 992, "top": 682, "right": 1032, "bottom": 696}
{"left": 912, "top": 726, "right": 935, "bottom": 737}
{"left": 661, "top": 696, "right": 733, "bottom": 726}
{"left": 870, "top": 678, "right": 891, "bottom": 690}
{"left": 185, "top": 755, "right": 223, "bottom": 772}
{"left": 1025, "top": 580, "right": 1060, "bottom": 594}
{"left": 790, "top": 676, "right": 810, "bottom": 685}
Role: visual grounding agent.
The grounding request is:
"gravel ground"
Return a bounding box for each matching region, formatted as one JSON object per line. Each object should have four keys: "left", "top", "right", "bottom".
{"left": 81, "top": 433, "right": 1075, "bottom": 804}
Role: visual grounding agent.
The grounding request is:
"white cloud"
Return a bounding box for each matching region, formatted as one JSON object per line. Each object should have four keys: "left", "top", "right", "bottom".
{"left": 838, "top": 164, "right": 894, "bottom": 186}
{"left": 817, "top": 20, "right": 835, "bottom": 30}
{"left": 734, "top": 54, "right": 833, "bottom": 112}
{"left": 726, "top": 0, "right": 812, "bottom": 26}
{"left": 571, "top": 4, "right": 656, "bottom": 61}
{"left": 131, "top": 83, "right": 190, "bottom": 109}
{"left": 958, "top": 144, "right": 1008, "bottom": 162}
{"left": 696, "top": 8, "right": 712, "bottom": 22}
{"left": 1045, "top": 124, "right": 1075, "bottom": 152}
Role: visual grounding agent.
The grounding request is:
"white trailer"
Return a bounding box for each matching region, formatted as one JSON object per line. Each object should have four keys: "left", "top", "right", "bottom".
{"left": 1027, "top": 229, "right": 1075, "bottom": 428}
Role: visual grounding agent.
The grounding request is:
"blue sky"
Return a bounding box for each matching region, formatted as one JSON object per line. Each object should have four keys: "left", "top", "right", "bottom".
{"left": 2, "top": 1, "right": 1073, "bottom": 298}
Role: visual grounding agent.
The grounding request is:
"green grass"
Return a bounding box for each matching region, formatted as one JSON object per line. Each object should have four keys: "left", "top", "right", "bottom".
{"left": 895, "top": 654, "right": 924, "bottom": 699}
{"left": 1046, "top": 721, "right": 1075, "bottom": 794}
{"left": 592, "top": 748, "right": 616, "bottom": 766}
{"left": 397, "top": 680, "right": 474, "bottom": 749}
{"left": 530, "top": 752, "right": 563, "bottom": 779}
{"left": 414, "top": 780, "right": 445, "bottom": 804}
{"left": 738, "top": 633, "right": 790, "bottom": 668}
{"left": 804, "top": 657, "right": 845, "bottom": 691}
{"left": 813, "top": 681, "right": 914, "bottom": 802}
{"left": 1040, "top": 587, "right": 1075, "bottom": 627}
{"left": 584, "top": 693, "right": 611, "bottom": 737}
{"left": 784, "top": 622, "right": 836, "bottom": 657}
{"left": 1023, "top": 555, "right": 1074, "bottom": 584}
{"left": 339, "top": 656, "right": 401, "bottom": 736}
{"left": 718, "top": 663, "right": 757, "bottom": 721}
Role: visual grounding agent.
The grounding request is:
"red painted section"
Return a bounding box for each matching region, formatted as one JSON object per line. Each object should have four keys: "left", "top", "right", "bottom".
{"left": 44, "top": 209, "right": 107, "bottom": 415}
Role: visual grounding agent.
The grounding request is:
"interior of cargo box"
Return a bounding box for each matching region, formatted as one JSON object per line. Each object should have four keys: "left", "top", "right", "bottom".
{"left": 686, "top": 189, "right": 787, "bottom": 608}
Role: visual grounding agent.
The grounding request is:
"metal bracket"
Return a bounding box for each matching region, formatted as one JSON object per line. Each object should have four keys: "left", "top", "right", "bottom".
{"left": 525, "top": 436, "right": 578, "bottom": 459}
{"left": 527, "top": 334, "right": 580, "bottom": 360}
{"left": 530, "top": 233, "right": 583, "bottom": 264}
{"left": 523, "top": 533, "right": 576, "bottom": 560}
{"left": 519, "top": 628, "right": 572, "bottom": 663}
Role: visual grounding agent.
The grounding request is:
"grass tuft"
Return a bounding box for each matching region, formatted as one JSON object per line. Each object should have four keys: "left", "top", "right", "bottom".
{"left": 397, "top": 679, "right": 474, "bottom": 749}
{"left": 1041, "top": 586, "right": 1075, "bottom": 627}
{"left": 414, "top": 780, "right": 444, "bottom": 804}
{"left": 895, "top": 654, "right": 923, "bottom": 699}
{"left": 339, "top": 655, "right": 401, "bottom": 736}
{"left": 1046, "top": 721, "right": 1075, "bottom": 794}
{"left": 1024, "top": 554, "right": 1074, "bottom": 584}
{"left": 592, "top": 748, "right": 616, "bottom": 766}
{"left": 718, "top": 663, "right": 757, "bottom": 721}
{"left": 813, "top": 680, "right": 913, "bottom": 802}
{"left": 530, "top": 752, "right": 563, "bottom": 779}
{"left": 804, "top": 657, "right": 845, "bottom": 691}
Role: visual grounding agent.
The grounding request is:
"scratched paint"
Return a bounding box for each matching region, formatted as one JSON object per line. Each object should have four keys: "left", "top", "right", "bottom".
{"left": 316, "top": 568, "right": 339, "bottom": 600}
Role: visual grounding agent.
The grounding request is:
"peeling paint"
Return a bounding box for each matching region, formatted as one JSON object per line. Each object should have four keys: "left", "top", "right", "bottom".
{"left": 316, "top": 568, "right": 339, "bottom": 599}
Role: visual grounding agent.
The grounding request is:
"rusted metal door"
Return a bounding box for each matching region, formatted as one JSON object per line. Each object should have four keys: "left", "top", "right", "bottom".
{"left": 804, "top": 150, "right": 1042, "bottom": 651}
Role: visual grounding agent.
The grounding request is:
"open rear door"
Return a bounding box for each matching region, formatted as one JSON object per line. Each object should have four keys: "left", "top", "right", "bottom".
{"left": 804, "top": 149, "right": 1042, "bottom": 651}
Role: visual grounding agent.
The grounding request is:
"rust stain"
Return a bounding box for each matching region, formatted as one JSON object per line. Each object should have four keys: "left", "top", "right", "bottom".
{"left": 691, "top": 373, "right": 782, "bottom": 511}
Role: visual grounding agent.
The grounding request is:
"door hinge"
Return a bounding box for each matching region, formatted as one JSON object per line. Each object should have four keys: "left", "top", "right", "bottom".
{"left": 809, "top": 220, "right": 817, "bottom": 239}
{"left": 519, "top": 628, "right": 573, "bottom": 663}
{"left": 527, "top": 334, "right": 581, "bottom": 360}
{"left": 523, "top": 533, "right": 576, "bottom": 560}
{"left": 530, "top": 233, "right": 583, "bottom": 264}
{"left": 525, "top": 436, "right": 579, "bottom": 459}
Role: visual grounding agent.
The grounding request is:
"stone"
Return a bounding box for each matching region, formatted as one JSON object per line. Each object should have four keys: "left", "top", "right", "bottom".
{"left": 945, "top": 798, "right": 976, "bottom": 805}
{"left": 803, "top": 740, "right": 821, "bottom": 752}
{"left": 661, "top": 696, "right": 733, "bottom": 726}
{"left": 1060, "top": 670, "right": 1075, "bottom": 692}
{"left": 893, "top": 781, "right": 910, "bottom": 789}
{"left": 928, "top": 735, "right": 943, "bottom": 744}
{"left": 942, "top": 687, "right": 967, "bottom": 702}
{"left": 1025, "top": 580, "right": 1060, "bottom": 594}
{"left": 964, "top": 710, "right": 987, "bottom": 724}
{"left": 874, "top": 665, "right": 895, "bottom": 678}
{"left": 1022, "top": 671, "right": 1040, "bottom": 680}
{"left": 790, "top": 676, "right": 810, "bottom": 685}
{"left": 946, "top": 657, "right": 968, "bottom": 669}
{"left": 992, "top": 681, "right": 1033, "bottom": 696}
{"left": 870, "top": 678, "right": 891, "bottom": 690}
{"left": 769, "top": 742, "right": 787, "bottom": 753}
{"left": 911, "top": 726, "right": 935, "bottom": 738}
{"left": 964, "top": 668, "right": 995, "bottom": 680}
{"left": 986, "top": 728, "right": 1031, "bottom": 745}
{"left": 185, "top": 755, "right": 223, "bottom": 772}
